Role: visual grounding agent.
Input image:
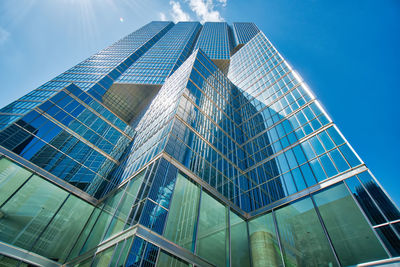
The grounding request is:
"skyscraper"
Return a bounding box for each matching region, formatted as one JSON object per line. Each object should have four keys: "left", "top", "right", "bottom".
{"left": 0, "top": 21, "right": 399, "bottom": 266}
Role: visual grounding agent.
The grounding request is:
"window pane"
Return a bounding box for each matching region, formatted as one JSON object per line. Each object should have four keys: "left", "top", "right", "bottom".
{"left": 275, "top": 197, "right": 337, "bottom": 266}
{"left": 248, "top": 212, "right": 283, "bottom": 267}
{"left": 0, "top": 255, "right": 28, "bottom": 267}
{"left": 31, "top": 194, "right": 94, "bottom": 262}
{"left": 164, "top": 173, "right": 200, "bottom": 251}
{"left": 375, "top": 225, "right": 400, "bottom": 257}
{"left": 156, "top": 250, "right": 190, "bottom": 267}
{"left": 105, "top": 172, "right": 145, "bottom": 240}
{"left": 230, "top": 211, "right": 251, "bottom": 267}
{"left": 0, "top": 157, "right": 32, "bottom": 206}
{"left": 357, "top": 171, "right": 400, "bottom": 221}
{"left": 196, "top": 191, "right": 228, "bottom": 267}
{"left": 114, "top": 236, "right": 133, "bottom": 266}
{"left": 67, "top": 206, "right": 102, "bottom": 260}
{"left": 0, "top": 175, "right": 68, "bottom": 250}
{"left": 313, "top": 183, "right": 388, "bottom": 265}
{"left": 345, "top": 176, "right": 386, "bottom": 225}
{"left": 92, "top": 245, "right": 115, "bottom": 266}
{"left": 81, "top": 208, "right": 113, "bottom": 254}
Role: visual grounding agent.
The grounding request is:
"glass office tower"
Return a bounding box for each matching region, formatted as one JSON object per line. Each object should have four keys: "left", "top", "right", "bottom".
{"left": 0, "top": 21, "right": 399, "bottom": 267}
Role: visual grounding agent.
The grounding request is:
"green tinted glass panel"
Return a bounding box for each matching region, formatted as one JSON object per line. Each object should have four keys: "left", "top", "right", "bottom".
{"left": 164, "top": 173, "right": 200, "bottom": 251}
{"left": 230, "top": 211, "right": 251, "bottom": 267}
{"left": 248, "top": 212, "right": 283, "bottom": 267}
{"left": 73, "top": 257, "right": 92, "bottom": 267}
{"left": 115, "top": 236, "right": 133, "bottom": 266}
{"left": 105, "top": 172, "right": 145, "bottom": 240}
{"left": 67, "top": 206, "right": 102, "bottom": 260}
{"left": 31, "top": 194, "right": 94, "bottom": 262}
{"left": 92, "top": 245, "right": 115, "bottom": 266}
{"left": 0, "top": 157, "right": 32, "bottom": 206}
{"left": 156, "top": 250, "right": 190, "bottom": 267}
{"left": 0, "top": 255, "right": 28, "bottom": 267}
{"left": 103, "top": 186, "right": 126, "bottom": 214}
{"left": 196, "top": 191, "right": 228, "bottom": 267}
{"left": 81, "top": 208, "right": 113, "bottom": 253}
{"left": 313, "top": 183, "right": 388, "bottom": 265}
{"left": 0, "top": 175, "right": 68, "bottom": 250}
{"left": 275, "top": 197, "right": 337, "bottom": 267}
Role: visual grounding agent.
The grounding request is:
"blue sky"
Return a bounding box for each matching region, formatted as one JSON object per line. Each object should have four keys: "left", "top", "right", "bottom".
{"left": 0, "top": 0, "right": 399, "bottom": 205}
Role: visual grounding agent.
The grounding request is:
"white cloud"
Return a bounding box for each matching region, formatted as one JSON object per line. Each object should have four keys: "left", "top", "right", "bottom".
{"left": 216, "top": 0, "right": 227, "bottom": 7}
{"left": 187, "top": 0, "right": 224, "bottom": 23}
{"left": 0, "top": 27, "right": 10, "bottom": 45}
{"left": 159, "top": 12, "right": 167, "bottom": 21}
{"left": 169, "top": 1, "right": 191, "bottom": 22}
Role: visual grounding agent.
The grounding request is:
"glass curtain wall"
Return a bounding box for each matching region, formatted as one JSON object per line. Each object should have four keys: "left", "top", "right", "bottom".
{"left": 248, "top": 181, "right": 390, "bottom": 267}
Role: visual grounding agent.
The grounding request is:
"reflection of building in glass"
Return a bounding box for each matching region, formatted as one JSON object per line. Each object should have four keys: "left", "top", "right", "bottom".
{"left": 0, "top": 21, "right": 399, "bottom": 266}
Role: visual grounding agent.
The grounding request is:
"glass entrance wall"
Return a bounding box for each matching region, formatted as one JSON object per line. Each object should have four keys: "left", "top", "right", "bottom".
{"left": 274, "top": 197, "right": 338, "bottom": 267}
{"left": 248, "top": 180, "right": 390, "bottom": 267}
{"left": 163, "top": 173, "right": 200, "bottom": 251}
{"left": 196, "top": 190, "right": 229, "bottom": 267}
{"left": 248, "top": 212, "right": 283, "bottom": 267}
{"left": 163, "top": 171, "right": 251, "bottom": 267}
{"left": 0, "top": 157, "right": 95, "bottom": 263}
{"left": 313, "top": 183, "right": 388, "bottom": 265}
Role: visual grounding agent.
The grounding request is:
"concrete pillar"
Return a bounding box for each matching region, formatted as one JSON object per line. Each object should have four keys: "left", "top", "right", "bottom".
{"left": 250, "top": 231, "right": 280, "bottom": 267}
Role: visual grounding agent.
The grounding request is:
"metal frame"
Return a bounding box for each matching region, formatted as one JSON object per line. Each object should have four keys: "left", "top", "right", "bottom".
{"left": 249, "top": 165, "right": 368, "bottom": 218}
{"left": 0, "top": 146, "right": 98, "bottom": 205}
{"left": 0, "top": 241, "right": 61, "bottom": 267}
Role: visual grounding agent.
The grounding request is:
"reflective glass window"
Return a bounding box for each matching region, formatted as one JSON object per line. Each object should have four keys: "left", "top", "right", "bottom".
{"left": 357, "top": 171, "right": 400, "bottom": 221}
{"left": 92, "top": 245, "right": 115, "bottom": 266}
{"left": 275, "top": 197, "right": 337, "bottom": 266}
{"left": 164, "top": 173, "right": 200, "bottom": 251}
{"left": 230, "top": 211, "right": 251, "bottom": 267}
{"left": 0, "top": 158, "right": 32, "bottom": 206}
{"left": 156, "top": 250, "right": 190, "bottom": 267}
{"left": 375, "top": 225, "right": 400, "bottom": 257}
{"left": 248, "top": 212, "right": 283, "bottom": 267}
{"left": 0, "top": 175, "right": 68, "bottom": 250}
{"left": 196, "top": 191, "right": 228, "bottom": 267}
{"left": 313, "top": 183, "right": 388, "bottom": 265}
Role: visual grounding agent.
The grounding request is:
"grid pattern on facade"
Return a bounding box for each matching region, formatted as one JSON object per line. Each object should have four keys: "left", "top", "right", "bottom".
{"left": 0, "top": 21, "right": 174, "bottom": 130}
{"left": 195, "top": 22, "right": 231, "bottom": 60}
{"left": 0, "top": 21, "right": 399, "bottom": 267}
{"left": 116, "top": 22, "right": 202, "bottom": 85}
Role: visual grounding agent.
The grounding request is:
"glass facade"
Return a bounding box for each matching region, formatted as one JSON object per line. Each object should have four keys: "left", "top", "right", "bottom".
{"left": 0, "top": 21, "right": 399, "bottom": 267}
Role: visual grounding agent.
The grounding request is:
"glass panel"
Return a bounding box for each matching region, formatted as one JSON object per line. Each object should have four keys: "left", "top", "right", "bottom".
{"left": 0, "top": 255, "right": 28, "bottom": 267}
{"left": 73, "top": 257, "right": 92, "bottom": 267}
{"left": 115, "top": 236, "right": 133, "bottom": 266}
{"left": 105, "top": 172, "right": 145, "bottom": 240}
{"left": 156, "top": 250, "right": 190, "bottom": 267}
{"left": 313, "top": 183, "right": 388, "bottom": 265}
{"left": 92, "top": 245, "right": 115, "bottom": 266}
{"left": 0, "top": 157, "right": 32, "bottom": 206}
{"left": 394, "top": 223, "right": 400, "bottom": 236}
{"left": 375, "top": 225, "right": 400, "bottom": 257}
{"left": 196, "top": 191, "right": 228, "bottom": 267}
{"left": 31, "top": 195, "right": 94, "bottom": 262}
{"left": 81, "top": 208, "right": 113, "bottom": 253}
{"left": 274, "top": 197, "right": 337, "bottom": 267}
{"left": 125, "top": 237, "right": 146, "bottom": 266}
{"left": 109, "top": 241, "right": 124, "bottom": 267}
{"left": 67, "top": 206, "right": 102, "bottom": 260}
{"left": 357, "top": 171, "right": 400, "bottom": 221}
{"left": 248, "top": 212, "right": 283, "bottom": 267}
{"left": 230, "top": 211, "right": 251, "bottom": 267}
{"left": 0, "top": 175, "right": 68, "bottom": 250}
{"left": 345, "top": 176, "right": 386, "bottom": 225}
{"left": 164, "top": 173, "right": 200, "bottom": 251}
